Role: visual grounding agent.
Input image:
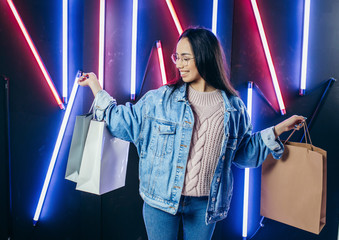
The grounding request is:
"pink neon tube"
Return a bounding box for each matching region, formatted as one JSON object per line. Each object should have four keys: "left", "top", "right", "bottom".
{"left": 7, "top": 0, "right": 64, "bottom": 109}
{"left": 165, "top": 0, "right": 183, "bottom": 35}
{"left": 250, "top": 0, "right": 286, "bottom": 115}
{"left": 156, "top": 41, "right": 167, "bottom": 85}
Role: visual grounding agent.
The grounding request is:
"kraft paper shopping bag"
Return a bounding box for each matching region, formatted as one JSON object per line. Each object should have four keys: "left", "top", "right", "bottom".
{"left": 261, "top": 126, "right": 327, "bottom": 234}
{"left": 76, "top": 120, "right": 130, "bottom": 195}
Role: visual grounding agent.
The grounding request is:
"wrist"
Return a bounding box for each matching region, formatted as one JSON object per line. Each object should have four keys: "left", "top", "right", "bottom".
{"left": 88, "top": 78, "right": 102, "bottom": 96}
{"left": 273, "top": 124, "right": 284, "bottom": 138}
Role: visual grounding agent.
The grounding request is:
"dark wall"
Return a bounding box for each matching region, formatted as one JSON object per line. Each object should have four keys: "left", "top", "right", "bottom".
{"left": 0, "top": 0, "right": 338, "bottom": 240}
{"left": 0, "top": 76, "right": 11, "bottom": 240}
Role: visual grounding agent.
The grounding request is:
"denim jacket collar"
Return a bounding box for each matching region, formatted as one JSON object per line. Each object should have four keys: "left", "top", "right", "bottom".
{"left": 176, "top": 83, "right": 237, "bottom": 112}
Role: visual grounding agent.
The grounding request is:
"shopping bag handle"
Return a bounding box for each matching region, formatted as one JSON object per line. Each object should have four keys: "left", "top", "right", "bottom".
{"left": 88, "top": 100, "right": 95, "bottom": 115}
{"left": 283, "top": 121, "right": 313, "bottom": 148}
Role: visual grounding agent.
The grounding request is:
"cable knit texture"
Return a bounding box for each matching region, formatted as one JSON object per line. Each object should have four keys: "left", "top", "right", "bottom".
{"left": 182, "top": 85, "right": 224, "bottom": 196}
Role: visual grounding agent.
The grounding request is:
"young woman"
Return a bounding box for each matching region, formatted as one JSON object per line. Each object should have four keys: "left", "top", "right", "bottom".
{"left": 78, "top": 27, "right": 305, "bottom": 240}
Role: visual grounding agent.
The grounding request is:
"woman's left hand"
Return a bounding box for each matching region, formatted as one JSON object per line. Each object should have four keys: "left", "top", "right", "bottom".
{"left": 274, "top": 115, "right": 306, "bottom": 137}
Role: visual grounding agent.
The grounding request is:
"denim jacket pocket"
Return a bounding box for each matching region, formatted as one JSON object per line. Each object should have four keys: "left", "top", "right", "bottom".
{"left": 149, "top": 120, "right": 176, "bottom": 157}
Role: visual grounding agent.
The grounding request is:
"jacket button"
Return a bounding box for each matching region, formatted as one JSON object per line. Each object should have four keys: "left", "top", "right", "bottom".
{"left": 212, "top": 197, "right": 215, "bottom": 202}
{"left": 217, "top": 178, "right": 220, "bottom": 182}
{"left": 222, "top": 156, "right": 225, "bottom": 161}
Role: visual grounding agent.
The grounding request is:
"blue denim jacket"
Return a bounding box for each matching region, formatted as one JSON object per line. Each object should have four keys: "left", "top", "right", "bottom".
{"left": 93, "top": 83, "right": 284, "bottom": 224}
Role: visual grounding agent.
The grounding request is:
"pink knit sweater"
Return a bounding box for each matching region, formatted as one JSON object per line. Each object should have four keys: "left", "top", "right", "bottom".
{"left": 182, "top": 86, "right": 224, "bottom": 196}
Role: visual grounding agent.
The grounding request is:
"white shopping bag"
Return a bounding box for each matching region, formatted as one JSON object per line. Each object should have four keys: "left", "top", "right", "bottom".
{"left": 76, "top": 120, "right": 130, "bottom": 195}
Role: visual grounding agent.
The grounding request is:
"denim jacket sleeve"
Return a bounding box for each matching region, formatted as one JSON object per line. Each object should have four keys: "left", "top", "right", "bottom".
{"left": 92, "top": 90, "right": 145, "bottom": 144}
{"left": 232, "top": 100, "right": 284, "bottom": 168}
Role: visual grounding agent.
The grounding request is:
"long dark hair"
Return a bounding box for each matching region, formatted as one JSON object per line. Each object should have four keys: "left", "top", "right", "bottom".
{"left": 169, "top": 27, "right": 238, "bottom": 97}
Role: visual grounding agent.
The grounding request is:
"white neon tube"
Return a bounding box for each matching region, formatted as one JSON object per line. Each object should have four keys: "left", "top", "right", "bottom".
{"left": 33, "top": 79, "right": 79, "bottom": 225}
{"left": 63, "top": 0, "right": 68, "bottom": 103}
{"left": 156, "top": 41, "right": 167, "bottom": 85}
{"left": 250, "top": 0, "right": 286, "bottom": 115}
{"left": 98, "top": 0, "right": 105, "bottom": 88}
{"left": 300, "top": 0, "right": 310, "bottom": 96}
{"left": 212, "top": 0, "right": 218, "bottom": 35}
{"left": 130, "top": 0, "right": 138, "bottom": 100}
{"left": 242, "top": 81, "right": 253, "bottom": 238}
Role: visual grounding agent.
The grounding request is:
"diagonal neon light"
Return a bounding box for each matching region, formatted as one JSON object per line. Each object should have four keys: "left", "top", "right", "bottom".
{"left": 156, "top": 41, "right": 167, "bottom": 85}
{"left": 242, "top": 81, "right": 253, "bottom": 238}
{"left": 300, "top": 0, "right": 310, "bottom": 96}
{"left": 250, "top": 0, "right": 286, "bottom": 115}
{"left": 165, "top": 0, "right": 183, "bottom": 35}
{"left": 7, "top": 0, "right": 64, "bottom": 109}
{"left": 98, "top": 0, "right": 105, "bottom": 88}
{"left": 33, "top": 77, "right": 80, "bottom": 225}
{"left": 212, "top": 0, "right": 218, "bottom": 35}
{"left": 63, "top": 0, "right": 68, "bottom": 103}
{"left": 130, "top": 0, "right": 138, "bottom": 100}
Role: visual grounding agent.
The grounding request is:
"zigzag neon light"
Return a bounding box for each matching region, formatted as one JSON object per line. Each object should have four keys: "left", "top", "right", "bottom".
{"left": 130, "top": 0, "right": 138, "bottom": 100}
{"left": 300, "top": 0, "right": 310, "bottom": 95}
{"left": 33, "top": 78, "right": 79, "bottom": 225}
{"left": 250, "top": 0, "right": 286, "bottom": 115}
{"left": 7, "top": 0, "right": 64, "bottom": 109}
{"left": 63, "top": 0, "right": 68, "bottom": 103}
{"left": 212, "top": 0, "right": 218, "bottom": 34}
{"left": 98, "top": 0, "right": 105, "bottom": 88}
{"left": 165, "top": 0, "right": 183, "bottom": 35}
{"left": 242, "top": 81, "right": 253, "bottom": 238}
{"left": 156, "top": 41, "right": 167, "bottom": 85}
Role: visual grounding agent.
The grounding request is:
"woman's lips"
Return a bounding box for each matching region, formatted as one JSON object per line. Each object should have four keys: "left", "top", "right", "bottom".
{"left": 180, "top": 71, "right": 189, "bottom": 77}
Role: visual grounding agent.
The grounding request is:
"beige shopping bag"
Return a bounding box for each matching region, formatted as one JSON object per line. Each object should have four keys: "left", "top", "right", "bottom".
{"left": 261, "top": 125, "right": 327, "bottom": 234}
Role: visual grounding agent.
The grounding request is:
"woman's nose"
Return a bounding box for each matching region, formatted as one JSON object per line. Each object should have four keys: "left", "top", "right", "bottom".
{"left": 176, "top": 59, "right": 184, "bottom": 68}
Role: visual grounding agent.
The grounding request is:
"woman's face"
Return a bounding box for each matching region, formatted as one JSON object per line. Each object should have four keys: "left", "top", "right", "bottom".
{"left": 175, "top": 38, "right": 204, "bottom": 85}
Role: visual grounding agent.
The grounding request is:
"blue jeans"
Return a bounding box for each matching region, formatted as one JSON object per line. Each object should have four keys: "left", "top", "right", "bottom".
{"left": 143, "top": 196, "right": 216, "bottom": 240}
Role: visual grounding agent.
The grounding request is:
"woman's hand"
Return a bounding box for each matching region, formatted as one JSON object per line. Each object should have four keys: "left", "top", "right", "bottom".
{"left": 274, "top": 115, "right": 306, "bottom": 138}
{"left": 78, "top": 72, "right": 102, "bottom": 97}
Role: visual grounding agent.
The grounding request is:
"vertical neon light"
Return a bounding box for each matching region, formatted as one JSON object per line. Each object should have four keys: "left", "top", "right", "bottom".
{"left": 7, "top": 0, "right": 64, "bottom": 109}
{"left": 130, "top": 0, "right": 138, "bottom": 100}
{"left": 165, "top": 0, "right": 183, "bottom": 35}
{"left": 156, "top": 41, "right": 167, "bottom": 85}
{"left": 250, "top": 0, "right": 286, "bottom": 115}
{"left": 212, "top": 0, "right": 218, "bottom": 35}
{"left": 98, "top": 0, "right": 105, "bottom": 88}
{"left": 33, "top": 78, "right": 79, "bottom": 225}
{"left": 300, "top": 0, "right": 310, "bottom": 96}
{"left": 63, "top": 0, "right": 68, "bottom": 103}
{"left": 242, "top": 81, "right": 253, "bottom": 238}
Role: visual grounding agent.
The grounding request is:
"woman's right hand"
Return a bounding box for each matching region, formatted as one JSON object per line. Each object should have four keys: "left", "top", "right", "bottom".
{"left": 78, "top": 72, "right": 102, "bottom": 97}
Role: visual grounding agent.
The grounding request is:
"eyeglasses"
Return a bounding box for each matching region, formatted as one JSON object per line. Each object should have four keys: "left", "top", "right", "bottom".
{"left": 171, "top": 54, "right": 195, "bottom": 66}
